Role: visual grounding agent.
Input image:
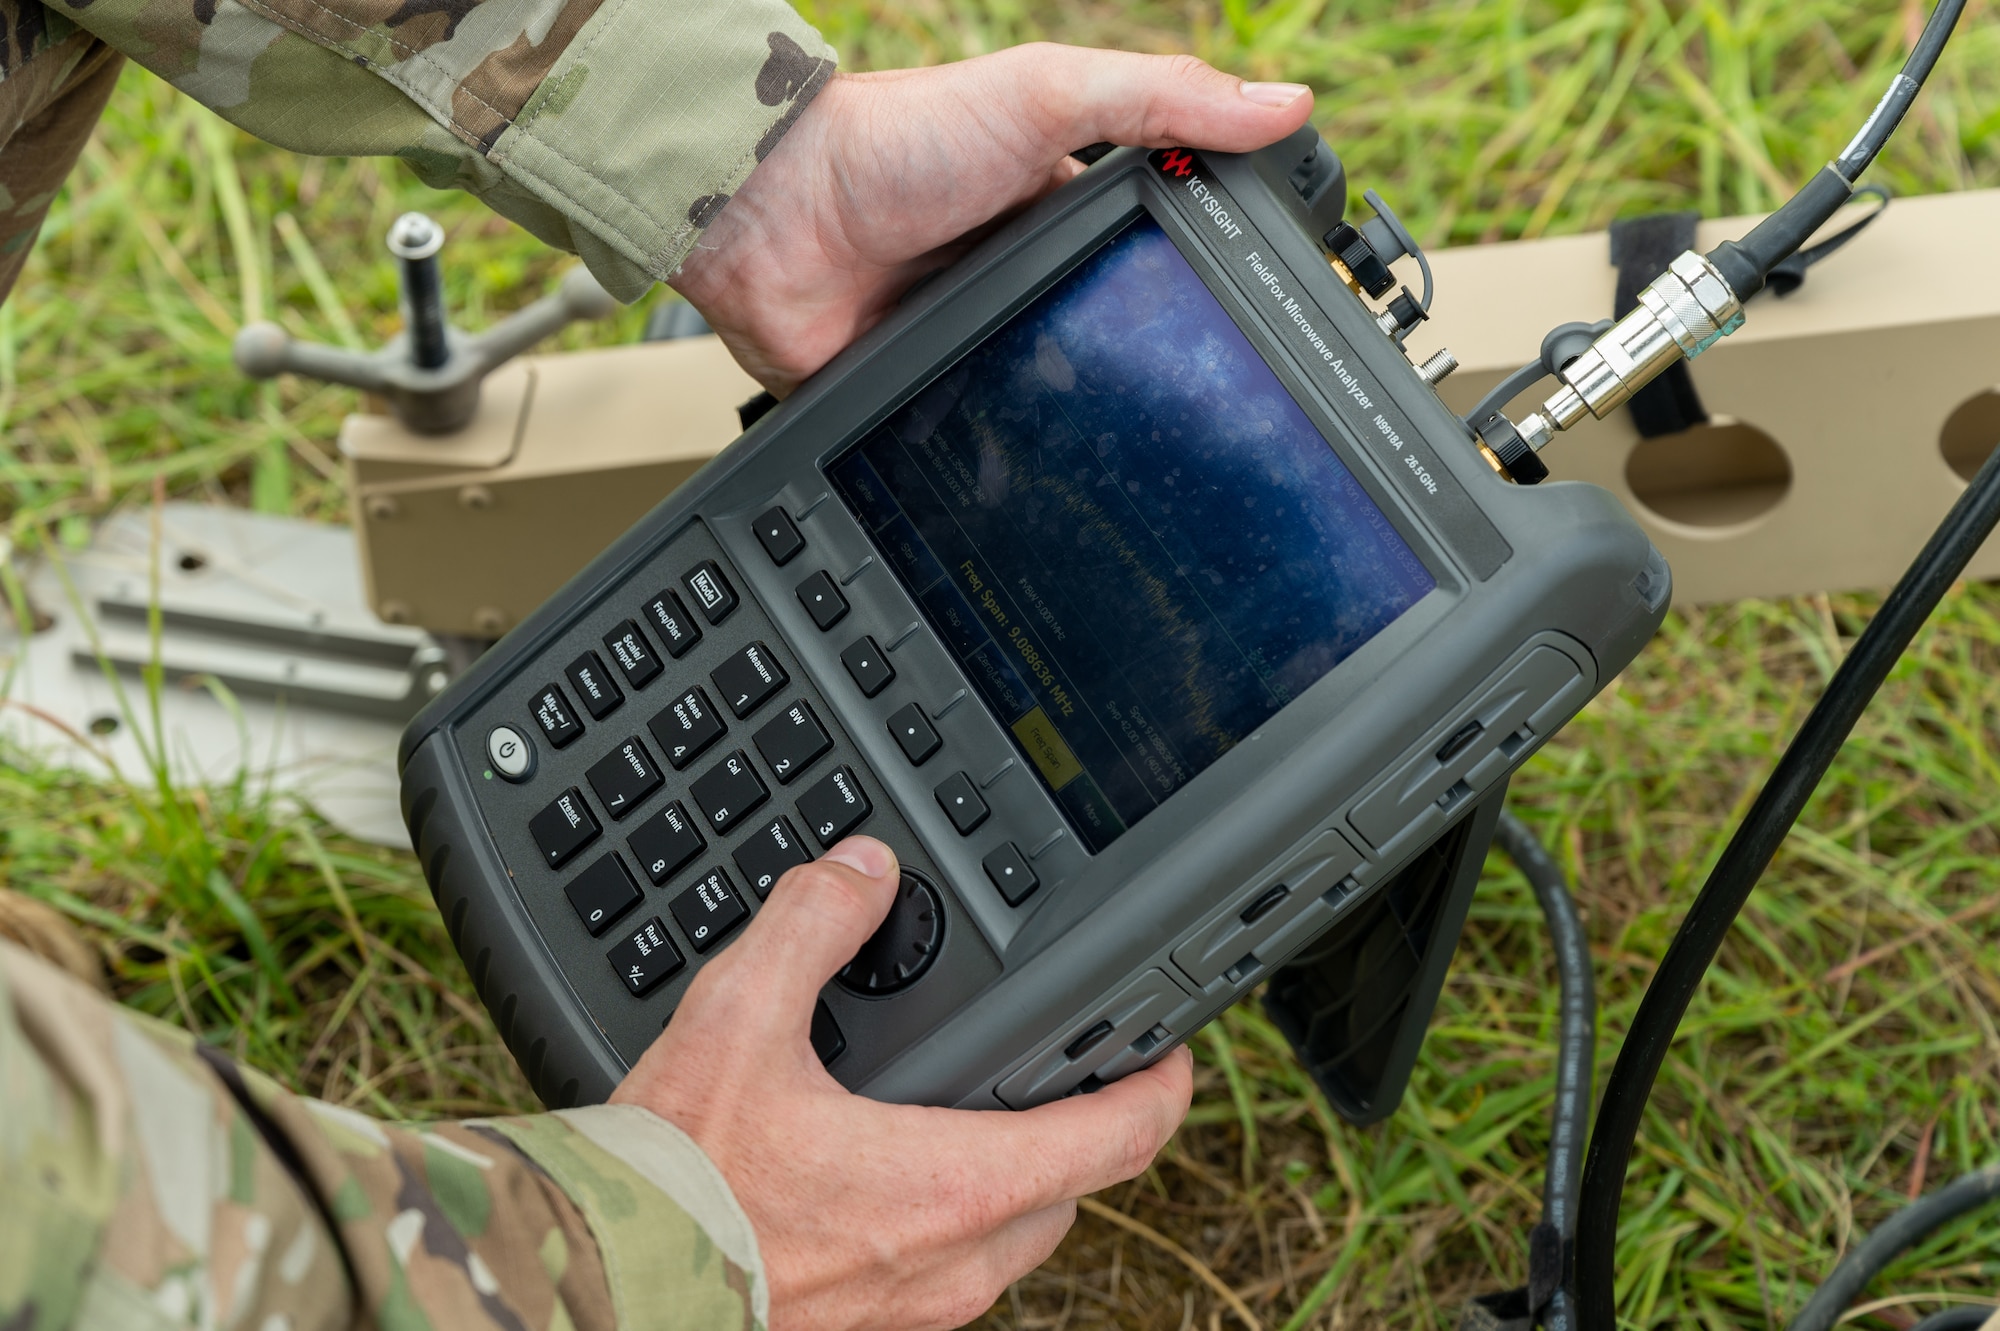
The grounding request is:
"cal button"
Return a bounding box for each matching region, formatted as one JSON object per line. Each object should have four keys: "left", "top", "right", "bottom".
{"left": 690, "top": 749, "right": 770, "bottom": 835}
{"left": 798, "top": 766, "right": 872, "bottom": 849}
{"left": 669, "top": 868, "right": 749, "bottom": 953}
{"left": 565, "top": 651, "right": 624, "bottom": 720}
{"left": 682, "top": 560, "right": 739, "bottom": 625}
{"left": 607, "top": 917, "right": 683, "bottom": 996}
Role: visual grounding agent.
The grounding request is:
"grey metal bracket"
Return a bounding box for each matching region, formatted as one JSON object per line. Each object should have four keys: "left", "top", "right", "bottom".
{"left": 232, "top": 213, "right": 617, "bottom": 434}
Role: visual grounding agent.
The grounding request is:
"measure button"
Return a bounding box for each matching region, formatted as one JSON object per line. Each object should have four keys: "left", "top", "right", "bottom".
{"left": 529, "top": 787, "right": 600, "bottom": 869}
{"left": 798, "top": 766, "right": 872, "bottom": 848}
{"left": 795, "top": 570, "right": 848, "bottom": 630}
{"left": 607, "top": 917, "right": 683, "bottom": 997}
{"left": 933, "top": 772, "right": 989, "bottom": 835}
{"left": 712, "top": 642, "right": 789, "bottom": 719}
{"left": 683, "top": 560, "right": 739, "bottom": 625}
{"left": 887, "top": 703, "right": 941, "bottom": 765}
{"left": 982, "top": 842, "right": 1039, "bottom": 906}
{"left": 487, "top": 726, "right": 534, "bottom": 781}
{"left": 690, "top": 749, "right": 769, "bottom": 835}
{"left": 840, "top": 636, "right": 895, "bottom": 697}
{"left": 564, "top": 854, "right": 640, "bottom": 937}
{"left": 669, "top": 868, "right": 749, "bottom": 954}
{"left": 754, "top": 506, "right": 805, "bottom": 565}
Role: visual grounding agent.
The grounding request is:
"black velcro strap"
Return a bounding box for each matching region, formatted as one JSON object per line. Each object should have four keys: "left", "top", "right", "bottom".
{"left": 1609, "top": 211, "right": 1709, "bottom": 438}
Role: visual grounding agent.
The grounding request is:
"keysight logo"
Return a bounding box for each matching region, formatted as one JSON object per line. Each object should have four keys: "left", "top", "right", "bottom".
{"left": 1153, "top": 147, "right": 1196, "bottom": 179}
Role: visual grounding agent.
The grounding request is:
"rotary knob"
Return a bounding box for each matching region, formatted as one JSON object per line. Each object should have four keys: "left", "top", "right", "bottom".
{"left": 838, "top": 871, "right": 943, "bottom": 996}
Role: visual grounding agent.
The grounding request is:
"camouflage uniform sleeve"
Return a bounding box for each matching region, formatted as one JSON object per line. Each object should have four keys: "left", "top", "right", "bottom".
{"left": 0, "top": 938, "right": 769, "bottom": 1331}
{"left": 49, "top": 0, "right": 835, "bottom": 301}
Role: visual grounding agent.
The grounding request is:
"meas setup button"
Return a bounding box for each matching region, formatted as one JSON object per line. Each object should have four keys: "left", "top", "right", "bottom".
{"left": 487, "top": 726, "right": 534, "bottom": 781}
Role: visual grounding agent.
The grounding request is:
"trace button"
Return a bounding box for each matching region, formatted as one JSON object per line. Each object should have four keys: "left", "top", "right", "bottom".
{"left": 487, "top": 726, "right": 534, "bottom": 782}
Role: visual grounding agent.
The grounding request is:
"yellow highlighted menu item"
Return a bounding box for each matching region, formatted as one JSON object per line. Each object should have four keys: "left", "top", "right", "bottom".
{"left": 1012, "top": 707, "right": 1083, "bottom": 790}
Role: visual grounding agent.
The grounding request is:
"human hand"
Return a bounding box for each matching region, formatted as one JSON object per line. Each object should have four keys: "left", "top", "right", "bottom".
{"left": 609, "top": 835, "right": 1193, "bottom": 1330}
{"left": 669, "top": 44, "right": 1314, "bottom": 395}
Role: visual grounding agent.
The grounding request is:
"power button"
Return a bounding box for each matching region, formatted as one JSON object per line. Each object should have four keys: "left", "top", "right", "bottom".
{"left": 487, "top": 726, "right": 535, "bottom": 782}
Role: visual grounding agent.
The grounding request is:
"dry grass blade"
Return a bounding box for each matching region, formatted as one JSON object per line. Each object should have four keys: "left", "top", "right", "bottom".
{"left": 1077, "top": 1197, "right": 1264, "bottom": 1330}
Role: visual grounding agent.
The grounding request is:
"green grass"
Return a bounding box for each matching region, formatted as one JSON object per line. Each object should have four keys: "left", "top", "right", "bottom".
{"left": 3, "top": 2, "right": 2000, "bottom": 1327}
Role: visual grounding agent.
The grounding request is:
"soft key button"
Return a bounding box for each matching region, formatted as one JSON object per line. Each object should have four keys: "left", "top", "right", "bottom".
{"left": 1171, "top": 830, "right": 1363, "bottom": 987}
{"left": 754, "top": 506, "right": 805, "bottom": 565}
{"left": 486, "top": 726, "right": 534, "bottom": 782}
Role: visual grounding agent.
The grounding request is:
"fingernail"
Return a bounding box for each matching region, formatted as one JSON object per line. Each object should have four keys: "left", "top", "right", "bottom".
{"left": 822, "top": 836, "right": 897, "bottom": 881}
{"left": 1241, "top": 81, "right": 1310, "bottom": 108}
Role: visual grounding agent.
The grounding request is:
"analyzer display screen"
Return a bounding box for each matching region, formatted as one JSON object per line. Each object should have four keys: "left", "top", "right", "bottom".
{"left": 827, "top": 217, "right": 1435, "bottom": 853}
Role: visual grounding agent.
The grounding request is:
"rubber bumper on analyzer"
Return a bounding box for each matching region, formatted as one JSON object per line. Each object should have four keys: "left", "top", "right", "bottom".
{"left": 402, "top": 731, "right": 629, "bottom": 1109}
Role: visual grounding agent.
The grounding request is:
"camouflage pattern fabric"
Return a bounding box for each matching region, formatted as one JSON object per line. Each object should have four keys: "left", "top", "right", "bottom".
{"left": 0, "top": 0, "right": 836, "bottom": 302}
{"left": 0, "top": 938, "right": 769, "bottom": 1330}
{"left": 0, "top": 7, "right": 121, "bottom": 302}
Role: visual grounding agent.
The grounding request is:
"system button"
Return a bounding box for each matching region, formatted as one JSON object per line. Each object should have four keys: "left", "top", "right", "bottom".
{"left": 649, "top": 687, "right": 726, "bottom": 771}
{"left": 734, "top": 816, "right": 811, "bottom": 899}
{"left": 529, "top": 787, "right": 601, "bottom": 869}
{"left": 669, "top": 868, "right": 749, "bottom": 954}
{"left": 798, "top": 765, "right": 872, "bottom": 848}
{"left": 887, "top": 703, "right": 941, "bottom": 765}
{"left": 602, "top": 620, "right": 663, "bottom": 690}
{"left": 641, "top": 588, "right": 702, "bottom": 658}
{"left": 682, "top": 560, "right": 739, "bottom": 625}
{"left": 982, "top": 842, "right": 1039, "bottom": 906}
{"left": 712, "top": 642, "right": 789, "bottom": 719}
{"left": 607, "top": 917, "right": 683, "bottom": 996}
{"left": 933, "top": 772, "right": 990, "bottom": 835}
{"left": 487, "top": 726, "right": 534, "bottom": 781}
{"left": 840, "top": 636, "right": 895, "bottom": 697}
{"left": 565, "top": 651, "right": 624, "bottom": 720}
{"left": 752, "top": 700, "right": 831, "bottom": 784}
{"left": 565, "top": 854, "right": 641, "bottom": 936}
{"left": 690, "top": 749, "right": 770, "bottom": 835}
{"left": 795, "top": 570, "right": 848, "bottom": 630}
{"left": 530, "top": 684, "right": 582, "bottom": 748}
{"left": 628, "top": 801, "right": 706, "bottom": 885}
{"left": 754, "top": 506, "right": 805, "bottom": 565}
{"left": 585, "top": 737, "right": 663, "bottom": 821}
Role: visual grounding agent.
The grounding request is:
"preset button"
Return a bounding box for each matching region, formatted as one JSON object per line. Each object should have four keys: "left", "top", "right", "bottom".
{"left": 529, "top": 787, "right": 601, "bottom": 869}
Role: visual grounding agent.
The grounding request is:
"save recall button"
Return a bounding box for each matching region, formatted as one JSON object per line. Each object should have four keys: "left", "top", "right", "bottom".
{"left": 487, "top": 726, "right": 534, "bottom": 781}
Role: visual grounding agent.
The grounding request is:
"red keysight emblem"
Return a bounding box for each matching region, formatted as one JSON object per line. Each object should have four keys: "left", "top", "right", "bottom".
{"left": 1152, "top": 147, "right": 1197, "bottom": 179}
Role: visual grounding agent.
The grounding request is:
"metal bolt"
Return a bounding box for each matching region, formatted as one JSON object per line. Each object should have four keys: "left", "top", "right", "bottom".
{"left": 458, "top": 484, "right": 494, "bottom": 510}
{"left": 388, "top": 212, "right": 450, "bottom": 371}
{"left": 364, "top": 494, "right": 399, "bottom": 522}
{"left": 1414, "top": 348, "right": 1458, "bottom": 386}
{"left": 379, "top": 600, "right": 413, "bottom": 625}
{"left": 472, "top": 606, "right": 508, "bottom": 636}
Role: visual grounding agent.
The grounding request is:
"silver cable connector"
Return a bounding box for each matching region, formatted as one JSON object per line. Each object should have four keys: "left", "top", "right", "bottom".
{"left": 1541, "top": 250, "right": 1743, "bottom": 430}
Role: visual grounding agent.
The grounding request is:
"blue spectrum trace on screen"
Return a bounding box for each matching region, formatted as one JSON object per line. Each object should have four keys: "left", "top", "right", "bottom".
{"left": 828, "top": 216, "right": 1436, "bottom": 854}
